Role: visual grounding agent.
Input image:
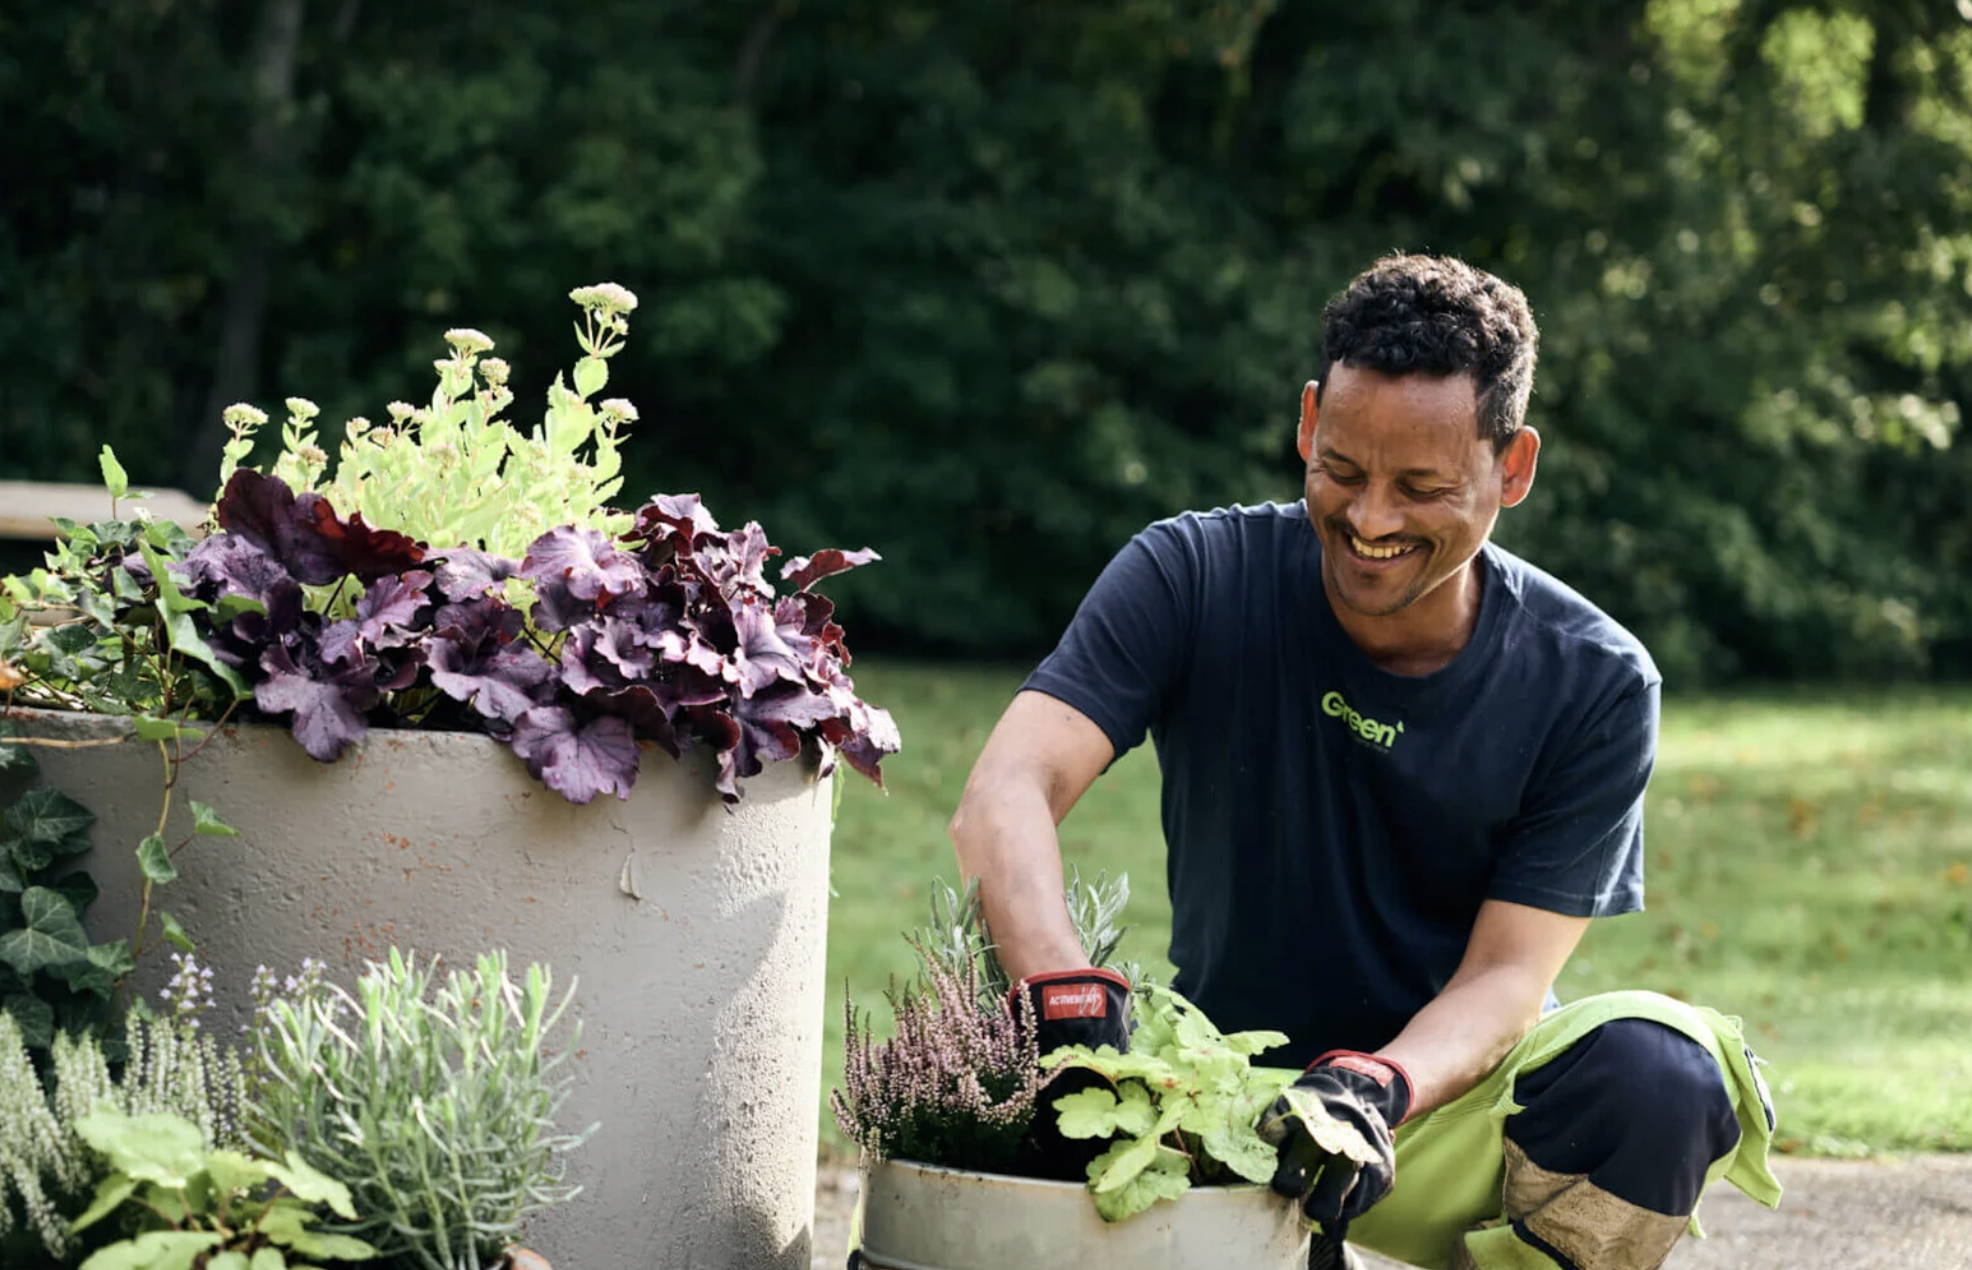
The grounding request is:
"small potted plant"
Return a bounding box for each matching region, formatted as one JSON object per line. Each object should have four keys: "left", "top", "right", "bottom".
{"left": 0, "top": 283, "right": 894, "bottom": 1270}
{"left": 832, "top": 877, "right": 1337, "bottom": 1269}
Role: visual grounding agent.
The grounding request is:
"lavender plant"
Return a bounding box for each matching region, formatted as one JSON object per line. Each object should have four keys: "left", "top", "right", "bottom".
{"left": 251, "top": 949, "right": 592, "bottom": 1270}
{"left": 832, "top": 938, "right": 1051, "bottom": 1173}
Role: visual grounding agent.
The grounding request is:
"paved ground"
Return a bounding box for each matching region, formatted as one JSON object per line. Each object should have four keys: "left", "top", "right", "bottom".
{"left": 813, "top": 1154, "right": 1972, "bottom": 1269}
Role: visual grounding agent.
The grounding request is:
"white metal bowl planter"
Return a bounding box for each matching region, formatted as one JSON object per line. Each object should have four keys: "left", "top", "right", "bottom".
{"left": 856, "top": 1156, "right": 1310, "bottom": 1270}
{"left": 6, "top": 706, "right": 835, "bottom": 1270}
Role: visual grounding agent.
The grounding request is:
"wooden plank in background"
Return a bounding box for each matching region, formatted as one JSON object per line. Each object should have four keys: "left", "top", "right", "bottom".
{"left": 0, "top": 481, "right": 210, "bottom": 540}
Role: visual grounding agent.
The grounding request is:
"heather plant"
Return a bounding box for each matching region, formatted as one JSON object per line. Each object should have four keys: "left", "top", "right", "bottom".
{"left": 0, "top": 1004, "right": 250, "bottom": 1265}
{"left": 831, "top": 937, "right": 1050, "bottom": 1173}
{"left": 252, "top": 949, "right": 591, "bottom": 1270}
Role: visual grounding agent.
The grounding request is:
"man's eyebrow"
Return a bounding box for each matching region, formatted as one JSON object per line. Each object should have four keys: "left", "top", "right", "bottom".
{"left": 1316, "top": 445, "right": 1456, "bottom": 482}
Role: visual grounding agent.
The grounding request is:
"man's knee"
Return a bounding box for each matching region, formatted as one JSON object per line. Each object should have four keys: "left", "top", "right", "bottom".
{"left": 1508, "top": 1017, "right": 1741, "bottom": 1213}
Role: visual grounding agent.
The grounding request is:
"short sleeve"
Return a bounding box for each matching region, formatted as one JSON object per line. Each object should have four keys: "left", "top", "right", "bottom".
{"left": 1020, "top": 523, "right": 1198, "bottom": 762}
{"left": 1488, "top": 677, "right": 1659, "bottom": 917}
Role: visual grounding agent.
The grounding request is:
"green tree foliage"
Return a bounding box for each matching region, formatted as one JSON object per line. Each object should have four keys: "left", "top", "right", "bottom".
{"left": 2, "top": 0, "right": 1967, "bottom": 680}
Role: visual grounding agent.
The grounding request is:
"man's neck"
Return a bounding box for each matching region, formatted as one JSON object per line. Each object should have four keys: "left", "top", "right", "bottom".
{"left": 1327, "top": 558, "right": 1486, "bottom": 678}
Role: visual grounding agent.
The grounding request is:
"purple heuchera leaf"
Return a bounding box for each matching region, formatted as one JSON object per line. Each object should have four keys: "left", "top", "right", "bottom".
{"left": 254, "top": 641, "right": 379, "bottom": 762}
{"left": 781, "top": 547, "right": 880, "bottom": 593}
{"left": 519, "top": 527, "right": 645, "bottom": 628}
{"left": 429, "top": 634, "right": 553, "bottom": 723}
{"left": 731, "top": 595, "right": 803, "bottom": 698}
{"left": 354, "top": 571, "right": 433, "bottom": 647}
{"left": 509, "top": 706, "right": 639, "bottom": 804}
{"left": 627, "top": 493, "right": 721, "bottom": 554}
{"left": 429, "top": 549, "right": 520, "bottom": 602}
{"left": 433, "top": 597, "right": 525, "bottom": 646}
{"left": 178, "top": 533, "right": 305, "bottom": 637}
{"left": 699, "top": 521, "right": 780, "bottom": 597}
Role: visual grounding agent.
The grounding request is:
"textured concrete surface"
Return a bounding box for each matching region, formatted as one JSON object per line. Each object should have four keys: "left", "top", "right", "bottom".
{"left": 813, "top": 1154, "right": 1972, "bottom": 1269}
{"left": 9, "top": 708, "right": 837, "bottom": 1270}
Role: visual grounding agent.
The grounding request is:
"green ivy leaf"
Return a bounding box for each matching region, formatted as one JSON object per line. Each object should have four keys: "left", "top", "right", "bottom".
{"left": 56, "top": 939, "right": 136, "bottom": 999}
{"left": 137, "top": 541, "right": 205, "bottom": 618}
{"left": 132, "top": 715, "right": 184, "bottom": 742}
{"left": 50, "top": 870, "right": 100, "bottom": 915}
{"left": 0, "top": 886, "right": 90, "bottom": 974}
{"left": 206, "top": 1252, "right": 253, "bottom": 1270}
{"left": 249, "top": 1248, "right": 287, "bottom": 1270}
{"left": 100, "top": 445, "right": 130, "bottom": 500}
{"left": 159, "top": 912, "right": 195, "bottom": 953}
{"left": 3, "top": 992, "right": 55, "bottom": 1048}
{"left": 160, "top": 609, "right": 250, "bottom": 698}
{"left": 137, "top": 834, "right": 178, "bottom": 885}
{"left": 0, "top": 849, "right": 24, "bottom": 892}
{"left": 5, "top": 787, "right": 96, "bottom": 858}
{"left": 0, "top": 722, "right": 36, "bottom": 776}
{"left": 189, "top": 801, "right": 238, "bottom": 838}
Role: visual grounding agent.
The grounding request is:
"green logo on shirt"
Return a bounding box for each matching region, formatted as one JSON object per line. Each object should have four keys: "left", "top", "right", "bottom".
{"left": 1322, "top": 690, "right": 1404, "bottom": 750}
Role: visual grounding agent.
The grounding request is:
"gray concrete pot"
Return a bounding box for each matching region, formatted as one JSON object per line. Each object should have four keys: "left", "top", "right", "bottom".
{"left": 857, "top": 1156, "right": 1310, "bottom": 1269}
{"left": 4, "top": 707, "right": 834, "bottom": 1270}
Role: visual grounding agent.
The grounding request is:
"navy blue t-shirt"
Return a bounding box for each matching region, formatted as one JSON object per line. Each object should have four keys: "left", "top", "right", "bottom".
{"left": 1024, "top": 501, "right": 1660, "bottom": 1067}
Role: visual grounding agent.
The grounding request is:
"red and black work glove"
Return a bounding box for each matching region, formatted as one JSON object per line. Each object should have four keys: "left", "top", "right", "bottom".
{"left": 1261, "top": 1051, "right": 1413, "bottom": 1245}
{"left": 1011, "top": 968, "right": 1132, "bottom": 1181}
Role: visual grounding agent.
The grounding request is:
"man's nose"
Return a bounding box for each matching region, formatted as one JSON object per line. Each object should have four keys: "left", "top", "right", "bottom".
{"left": 1346, "top": 484, "right": 1405, "bottom": 541}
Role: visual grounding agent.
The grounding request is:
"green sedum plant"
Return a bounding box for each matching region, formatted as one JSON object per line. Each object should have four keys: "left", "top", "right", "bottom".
{"left": 252, "top": 950, "right": 590, "bottom": 1270}
{"left": 68, "top": 1105, "right": 374, "bottom": 1270}
{"left": 224, "top": 284, "right": 642, "bottom": 563}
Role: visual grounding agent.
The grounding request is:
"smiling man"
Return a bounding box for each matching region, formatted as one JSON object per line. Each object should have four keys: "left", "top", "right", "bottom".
{"left": 950, "top": 255, "right": 1781, "bottom": 1270}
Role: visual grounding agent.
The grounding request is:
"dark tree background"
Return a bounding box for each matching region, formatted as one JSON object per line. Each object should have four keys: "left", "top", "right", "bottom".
{"left": 4, "top": 0, "right": 1969, "bottom": 682}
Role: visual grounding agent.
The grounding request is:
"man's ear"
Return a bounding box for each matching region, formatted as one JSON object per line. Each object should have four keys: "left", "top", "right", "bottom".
{"left": 1499, "top": 427, "right": 1541, "bottom": 508}
{"left": 1297, "top": 381, "right": 1320, "bottom": 462}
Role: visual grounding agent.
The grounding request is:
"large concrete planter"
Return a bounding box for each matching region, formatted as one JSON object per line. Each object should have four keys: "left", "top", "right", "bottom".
{"left": 857, "top": 1156, "right": 1309, "bottom": 1269}
{"left": 5, "top": 706, "right": 835, "bottom": 1270}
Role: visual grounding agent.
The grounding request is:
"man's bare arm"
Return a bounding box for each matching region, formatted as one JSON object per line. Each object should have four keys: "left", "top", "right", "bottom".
{"left": 948, "top": 690, "right": 1116, "bottom": 984}
{"left": 1376, "top": 899, "right": 1590, "bottom": 1117}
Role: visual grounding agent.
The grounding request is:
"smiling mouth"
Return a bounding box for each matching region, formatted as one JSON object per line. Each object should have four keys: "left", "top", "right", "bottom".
{"left": 1344, "top": 532, "right": 1421, "bottom": 562}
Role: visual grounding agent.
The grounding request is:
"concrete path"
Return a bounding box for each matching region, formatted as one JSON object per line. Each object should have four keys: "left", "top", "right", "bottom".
{"left": 813, "top": 1155, "right": 1972, "bottom": 1269}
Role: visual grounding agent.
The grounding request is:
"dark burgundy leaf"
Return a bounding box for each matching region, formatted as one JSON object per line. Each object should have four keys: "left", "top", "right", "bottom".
{"left": 254, "top": 641, "right": 378, "bottom": 762}
{"left": 529, "top": 580, "right": 592, "bottom": 634}
{"left": 300, "top": 501, "right": 427, "bottom": 583}
{"left": 509, "top": 707, "right": 638, "bottom": 804}
{"left": 781, "top": 547, "right": 880, "bottom": 593}
{"left": 181, "top": 533, "right": 304, "bottom": 636}
{"left": 627, "top": 493, "right": 720, "bottom": 551}
{"left": 652, "top": 629, "right": 730, "bottom": 680}
{"left": 701, "top": 521, "right": 780, "bottom": 596}
{"left": 430, "top": 549, "right": 520, "bottom": 602}
{"left": 429, "top": 635, "right": 554, "bottom": 722}
{"left": 216, "top": 470, "right": 424, "bottom": 585}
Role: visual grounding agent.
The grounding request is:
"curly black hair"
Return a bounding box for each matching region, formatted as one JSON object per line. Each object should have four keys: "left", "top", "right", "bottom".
{"left": 1315, "top": 253, "right": 1539, "bottom": 450}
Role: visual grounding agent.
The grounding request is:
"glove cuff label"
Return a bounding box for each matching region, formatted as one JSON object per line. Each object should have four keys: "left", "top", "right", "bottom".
{"left": 1322, "top": 1052, "right": 1400, "bottom": 1087}
{"left": 1040, "top": 983, "right": 1109, "bottom": 1020}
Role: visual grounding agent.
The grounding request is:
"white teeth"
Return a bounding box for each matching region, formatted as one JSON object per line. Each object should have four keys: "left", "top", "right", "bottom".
{"left": 1350, "top": 534, "right": 1416, "bottom": 561}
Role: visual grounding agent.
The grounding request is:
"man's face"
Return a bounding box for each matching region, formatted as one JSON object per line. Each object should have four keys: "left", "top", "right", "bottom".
{"left": 1298, "top": 363, "right": 1537, "bottom": 620}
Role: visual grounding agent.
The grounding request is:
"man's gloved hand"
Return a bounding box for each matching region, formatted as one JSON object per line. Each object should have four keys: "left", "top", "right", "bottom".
{"left": 1261, "top": 1050, "right": 1414, "bottom": 1239}
{"left": 1011, "top": 968, "right": 1131, "bottom": 1180}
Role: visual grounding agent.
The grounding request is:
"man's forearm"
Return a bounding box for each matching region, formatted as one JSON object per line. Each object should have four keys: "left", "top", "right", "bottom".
{"left": 1375, "top": 963, "right": 1553, "bottom": 1118}
{"left": 948, "top": 781, "right": 1089, "bottom": 983}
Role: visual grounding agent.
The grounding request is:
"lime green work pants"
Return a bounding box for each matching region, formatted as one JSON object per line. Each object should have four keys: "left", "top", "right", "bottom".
{"left": 1329, "top": 990, "right": 1782, "bottom": 1270}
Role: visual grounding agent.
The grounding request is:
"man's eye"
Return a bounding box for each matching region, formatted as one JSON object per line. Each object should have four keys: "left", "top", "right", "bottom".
{"left": 1325, "top": 467, "right": 1364, "bottom": 485}
{"left": 1403, "top": 485, "right": 1449, "bottom": 500}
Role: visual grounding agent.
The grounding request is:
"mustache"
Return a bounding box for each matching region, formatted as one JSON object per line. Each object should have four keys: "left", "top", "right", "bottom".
{"left": 1327, "top": 520, "right": 1424, "bottom": 548}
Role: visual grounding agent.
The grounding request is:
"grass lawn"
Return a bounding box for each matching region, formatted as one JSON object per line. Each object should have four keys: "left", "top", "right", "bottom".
{"left": 823, "top": 661, "right": 1972, "bottom": 1158}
